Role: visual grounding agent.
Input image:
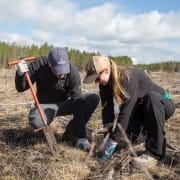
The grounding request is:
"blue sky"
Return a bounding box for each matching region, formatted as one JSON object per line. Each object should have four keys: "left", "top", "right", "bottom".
{"left": 78, "top": 0, "right": 179, "bottom": 13}
{"left": 0, "top": 0, "right": 180, "bottom": 64}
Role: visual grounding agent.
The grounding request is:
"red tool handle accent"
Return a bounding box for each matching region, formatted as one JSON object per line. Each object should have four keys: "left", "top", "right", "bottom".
{"left": 8, "top": 56, "right": 35, "bottom": 66}
{"left": 8, "top": 56, "right": 47, "bottom": 126}
{"left": 25, "top": 72, "right": 47, "bottom": 126}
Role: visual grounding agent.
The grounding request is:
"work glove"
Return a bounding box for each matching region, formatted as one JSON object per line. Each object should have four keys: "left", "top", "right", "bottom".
{"left": 17, "top": 60, "right": 28, "bottom": 76}
{"left": 97, "top": 138, "right": 117, "bottom": 162}
{"left": 77, "top": 138, "right": 90, "bottom": 152}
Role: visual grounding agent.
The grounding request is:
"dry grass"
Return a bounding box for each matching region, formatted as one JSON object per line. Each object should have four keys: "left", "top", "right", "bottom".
{"left": 0, "top": 69, "right": 180, "bottom": 179}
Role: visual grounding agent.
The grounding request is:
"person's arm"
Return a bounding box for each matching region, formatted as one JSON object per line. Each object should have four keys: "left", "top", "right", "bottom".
{"left": 99, "top": 84, "right": 115, "bottom": 125}
{"left": 69, "top": 65, "right": 82, "bottom": 101}
{"left": 15, "top": 71, "right": 28, "bottom": 92}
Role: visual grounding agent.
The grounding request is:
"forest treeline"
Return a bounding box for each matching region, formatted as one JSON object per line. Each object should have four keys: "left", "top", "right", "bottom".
{"left": 0, "top": 41, "right": 179, "bottom": 72}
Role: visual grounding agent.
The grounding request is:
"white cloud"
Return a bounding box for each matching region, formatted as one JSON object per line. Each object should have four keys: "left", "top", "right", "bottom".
{"left": 0, "top": 0, "right": 180, "bottom": 64}
{"left": 0, "top": 31, "right": 35, "bottom": 45}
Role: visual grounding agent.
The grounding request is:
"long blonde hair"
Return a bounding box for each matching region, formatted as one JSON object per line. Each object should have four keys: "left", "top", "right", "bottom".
{"left": 109, "top": 58, "right": 129, "bottom": 105}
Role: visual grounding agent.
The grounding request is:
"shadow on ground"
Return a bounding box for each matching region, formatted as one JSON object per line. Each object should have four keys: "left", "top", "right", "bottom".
{"left": 0, "top": 128, "right": 63, "bottom": 148}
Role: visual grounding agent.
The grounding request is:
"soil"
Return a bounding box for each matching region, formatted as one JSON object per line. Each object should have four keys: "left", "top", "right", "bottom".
{"left": 0, "top": 69, "right": 179, "bottom": 179}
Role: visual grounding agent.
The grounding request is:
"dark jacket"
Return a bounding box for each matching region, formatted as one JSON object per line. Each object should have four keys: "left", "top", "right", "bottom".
{"left": 15, "top": 56, "right": 82, "bottom": 103}
{"left": 99, "top": 67, "right": 166, "bottom": 130}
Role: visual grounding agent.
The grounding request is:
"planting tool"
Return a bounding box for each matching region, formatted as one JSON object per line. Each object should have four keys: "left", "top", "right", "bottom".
{"left": 8, "top": 57, "right": 58, "bottom": 156}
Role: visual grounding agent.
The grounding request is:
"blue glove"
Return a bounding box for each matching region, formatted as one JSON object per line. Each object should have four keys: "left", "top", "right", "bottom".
{"left": 97, "top": 138, "right": 117, "bottom": 162}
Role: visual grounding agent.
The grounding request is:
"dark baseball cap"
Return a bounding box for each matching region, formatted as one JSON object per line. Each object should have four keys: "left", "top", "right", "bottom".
{"left": 48, "top": 47, "right": 70, "bottom": 75}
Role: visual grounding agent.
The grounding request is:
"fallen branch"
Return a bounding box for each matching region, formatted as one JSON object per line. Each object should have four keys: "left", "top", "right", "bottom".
{"left": 84, "top": 142, "right": 96, "bottom": 163}
{"left": 117, "top": 123, "right": 154, "bottom": 180}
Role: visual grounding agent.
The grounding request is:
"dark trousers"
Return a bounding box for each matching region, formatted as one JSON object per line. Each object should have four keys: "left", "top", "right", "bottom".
{"left": 29, "top": 93, "right": 100, "bottom": 138}
{"left": 115, "top": 91, "right": 175, "bottom": 158}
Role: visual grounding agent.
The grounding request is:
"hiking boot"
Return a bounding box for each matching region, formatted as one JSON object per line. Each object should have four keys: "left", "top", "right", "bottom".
{"left": 97, "top": 138, "right": 117, "bottom": 162}
{"left": 132, "top": 152, "right": 158, "bottom": 167}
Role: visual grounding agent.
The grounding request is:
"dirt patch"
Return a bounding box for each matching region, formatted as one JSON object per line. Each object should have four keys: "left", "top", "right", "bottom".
{"left": 0, "top": 70, "right": 180, "bottom": 179}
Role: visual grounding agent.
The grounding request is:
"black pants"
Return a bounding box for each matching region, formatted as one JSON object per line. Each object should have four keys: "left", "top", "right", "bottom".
{"left": 29, "top": 93, "right": 100, "bottom": 138}
{"left": 114, "top": 91, "right": 175, "bottom": 158}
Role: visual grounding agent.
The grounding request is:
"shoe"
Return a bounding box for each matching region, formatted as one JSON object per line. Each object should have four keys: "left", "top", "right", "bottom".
{"left": 62, "top": 128, "right": 77, "bottom": 146}
{"left": 77, "top": 138, "right": 90, "bottom": 152}
{"left": 97, "top": 138, "right": 117, "bottom": 162}
{"left": 132, "top": 152, "right": 158, "bottom": 167}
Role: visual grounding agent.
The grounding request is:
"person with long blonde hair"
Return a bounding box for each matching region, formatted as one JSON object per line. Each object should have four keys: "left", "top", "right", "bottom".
{"left": 83, "top": 55, "right": 175, "bottom": 167}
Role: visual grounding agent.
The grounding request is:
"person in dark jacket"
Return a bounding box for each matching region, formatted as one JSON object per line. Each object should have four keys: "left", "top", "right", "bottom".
{"left": 83, "top": 55, "right": 175, "bottom": 166}
{"left": 15, "top": 47, "right": 100, "bottom": 152}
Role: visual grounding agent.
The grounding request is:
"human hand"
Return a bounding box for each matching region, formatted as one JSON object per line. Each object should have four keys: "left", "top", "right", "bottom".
{"left": 77, "top": 138, "right": 90, "bottom": 152}
{"left": 97, "top": 138, "right": 117, "bottom": 162}
{"left": 17, "top": 60, "right": 28, "bottom": 76}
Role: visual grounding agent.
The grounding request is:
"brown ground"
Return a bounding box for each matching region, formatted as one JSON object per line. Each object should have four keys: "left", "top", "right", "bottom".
{"left": 0, "top": 69, "right": 179, "bottom": 180}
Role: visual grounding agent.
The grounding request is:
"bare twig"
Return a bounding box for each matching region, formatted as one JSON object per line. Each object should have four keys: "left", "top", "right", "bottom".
{"left": 98, "top": 132, "right": 110, "bottom": 152}
{"left": 84, "top": 129, "right": 109, "bottom": 163}
{"left": 117, "top": 123, "right": 154, "bottom": 180}
{"left": 166, "top": 143, "right": 179, "bottom": 151}
{"left": 103, "top": 157, "right": 118, "bottom": 172}
{"left": 84, "top": 142, "right": 96, "bottom": 163}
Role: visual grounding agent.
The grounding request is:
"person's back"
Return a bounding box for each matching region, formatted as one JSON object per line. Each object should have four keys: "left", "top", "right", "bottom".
{"left": 16, "top": 56, "right": 82, "bottom": 103}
